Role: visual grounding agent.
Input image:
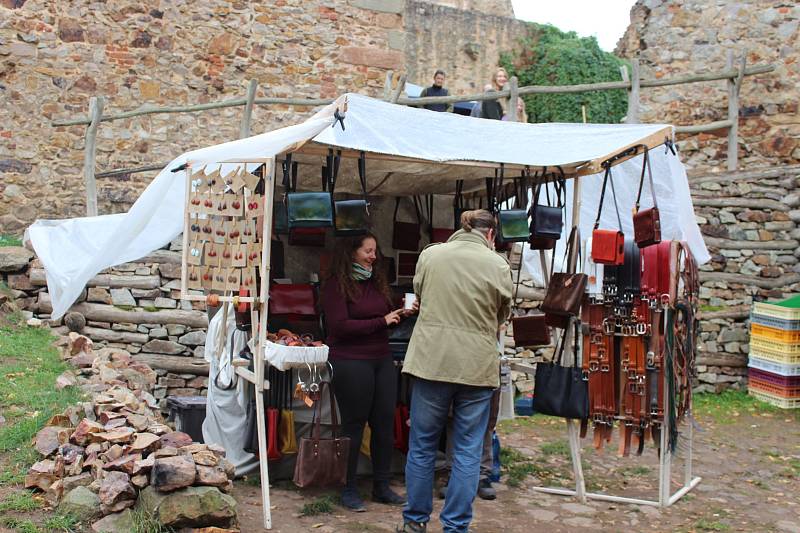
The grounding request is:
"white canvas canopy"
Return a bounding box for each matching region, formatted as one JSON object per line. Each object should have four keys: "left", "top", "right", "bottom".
{"left": 27, "top": 93, "right": 708, "bottom": 320}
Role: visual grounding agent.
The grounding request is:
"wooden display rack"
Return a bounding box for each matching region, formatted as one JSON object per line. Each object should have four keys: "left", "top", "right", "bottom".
{"left": 179, "top": 159, "right": 277, "bottom": 529}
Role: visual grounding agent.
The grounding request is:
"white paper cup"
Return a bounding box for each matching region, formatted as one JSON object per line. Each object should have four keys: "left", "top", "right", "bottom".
{"left": 404, "top": 293, "right": 417, "bottom": 310}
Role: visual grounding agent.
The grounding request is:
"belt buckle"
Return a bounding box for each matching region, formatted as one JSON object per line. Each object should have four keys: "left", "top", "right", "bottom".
{"left": 636, "top": 322, "right": 647, "bottom": 335}
{"left": 602, "top": 319, "right": 615, "bottom": 335}
{"left": 600, "top": 363, "right": 610, "bottom": 373}
{"left": 660, "top": 293, "right": 670, "bottom": 309}
{"left": 591, "top": 333, "right": 603, "bottom": 345}
{"left": 648, "top": 295, "right": 657, "bottom": 309}
{"left": 589, "top": 360, "right": 600, "bottom": 372}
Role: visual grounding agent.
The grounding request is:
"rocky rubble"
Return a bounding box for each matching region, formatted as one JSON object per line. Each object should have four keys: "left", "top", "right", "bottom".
{"left": 25, "top": 333, "right": 237, "bottom": 530}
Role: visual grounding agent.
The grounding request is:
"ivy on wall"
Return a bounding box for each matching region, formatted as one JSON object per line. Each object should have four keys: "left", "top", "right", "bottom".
{"left": 500, "top": 23, "right": 628, "bottom": 124}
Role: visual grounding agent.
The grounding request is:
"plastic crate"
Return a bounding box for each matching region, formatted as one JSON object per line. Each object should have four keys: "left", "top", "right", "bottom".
{"left": 750, "top": 337, "right": 800, "bottom": 356}
{"left": 749, "top": 378, "right": 800, "bottom": 399}
{"left": 748, "top": 387, "right": 800, "bottom": 409}
{"left": 748, "top": 368, "right": 800, "bottom": 387}
{"left": 750, "top": 314, "right": 800, "bottom": 331}
{"left": 166, "top": 396, "right": 207, "bottom": 443}
{"left": 748, "top": 356, "right": 800, "bottom": 377}
{"left": 749, "top": 346, "right": 800, "bottom": 365}
{"left": 751, "top": 323, "right": 800, "bottom": 343}
{"left": 753, "top": 298, "right": 800, "bottom": 320}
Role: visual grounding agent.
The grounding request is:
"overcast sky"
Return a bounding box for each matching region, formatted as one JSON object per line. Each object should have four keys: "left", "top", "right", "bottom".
{"left": 510, "top": 0, "right": 637, "bottom": 52}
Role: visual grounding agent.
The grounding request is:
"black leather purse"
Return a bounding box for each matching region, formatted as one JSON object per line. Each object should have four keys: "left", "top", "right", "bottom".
{"left": 533, "top": 320, "right": 588, "bottom": 419}
{"left": 529, "top": 168, "right": 564, "bottom": 240}
{"left": 333, "top": 151, "right": 370, "bottom": 236}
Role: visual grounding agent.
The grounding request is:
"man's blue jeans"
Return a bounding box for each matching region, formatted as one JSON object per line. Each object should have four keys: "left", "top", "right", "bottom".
{"left": 403, "top": 378, "right": 493, "bottom": 533}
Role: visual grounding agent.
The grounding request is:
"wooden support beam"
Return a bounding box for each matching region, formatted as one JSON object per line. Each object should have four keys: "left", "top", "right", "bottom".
{"left": 727, "top": 52, "right": 746, "bottom": 171}
{"left": 383, "top": 70, "right": 394, "bottom": 100}
{"left": 239, "top": 79, "right": 258, "bottom": 139}
{"left": 675, "top": 119, "right": 734, "bottom": 134}
{"left": 625, "top": 60, "right": 640, "bottom": 124}
{"left": 699, "top": 271, "right": 800, "bottom": 288}
{"left": 692, "top": 197, "right": 789, "bottom": 211}
{"left": 37, "top": 299, "right": 208, "bottom": 327}
{"left": 507, "top": 76, "right": 519, "bottom": 122}
{"left": 132, "top": 353, "right": 210, "bottom": 375}
{"left": 689, "top": 164, "right": 800, "bottom": 185}
{"left": 29, "top": 269, "right": 162, "bottom": 289}
{"left": 698, "top": 306, "right": 751, "bottom": 321}
{"left": 83, "top": 96, "right": 104, "bottom": 216}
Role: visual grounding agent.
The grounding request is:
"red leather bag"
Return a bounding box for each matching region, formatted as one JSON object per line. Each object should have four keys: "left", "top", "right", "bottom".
{"left": 393, "top": 403, "right": 410, "bottom": 453}
{"left": 267, "top": 407, "right": 282, "bottom": 461}
{"left": 632, "top": 147, "right": 661, "bottom": 248}
{"left": 269, "top": 284, "right": 317, "bottom": 317}
{"left": 591, "top": 165, "right": 625, "bottom": 266}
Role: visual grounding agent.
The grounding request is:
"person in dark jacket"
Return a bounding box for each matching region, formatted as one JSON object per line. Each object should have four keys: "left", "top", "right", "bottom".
{"left": 321, "top": 232, "right": 407, "bottom": 512}
{"left": 480, "top": 67, "right": 509, "bottom": 120}
{"left": 419, "top": 70, "right": 453, "bottom": 113}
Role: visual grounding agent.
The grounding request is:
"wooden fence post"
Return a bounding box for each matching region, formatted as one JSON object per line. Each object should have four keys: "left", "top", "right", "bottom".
{"left": 727, "top": 51, "right": 746, "bottom": 171}
{"left": 239, "top": 79, "right": 258, "bottom": 139}
{"left": 390, "top": 74, "right": 406, "bottom": 104}
{"left": 383, "top": 70, "right": 394, "bottom": 100}
{"left": 508, "top": 76, "right": 519, "bottom": 122}
{"left": 625, "top": 59, "right": 640, "bottom": 124}
{"left": 83, "top": 96, "right": 105, "bottom": 216}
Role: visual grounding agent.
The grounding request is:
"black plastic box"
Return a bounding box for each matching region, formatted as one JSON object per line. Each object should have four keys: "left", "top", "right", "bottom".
{"left": 166, "top": 396, "right": 207, "bottom": 443}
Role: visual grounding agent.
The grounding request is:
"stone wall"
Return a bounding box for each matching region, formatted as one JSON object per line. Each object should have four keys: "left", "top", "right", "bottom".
{"left": 0, "top": 0, "right": 527, "bottom": 233}
{"left": 616, "top": 0, "right": 800, "bottom": 171}
{"left": 405, "top": 0, "right": 529, "bottom": 92}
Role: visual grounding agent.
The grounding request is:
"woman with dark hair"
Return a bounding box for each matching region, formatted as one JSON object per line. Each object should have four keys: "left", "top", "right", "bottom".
{"left": 321, "top": 232, "right": 406, "bottom": 511}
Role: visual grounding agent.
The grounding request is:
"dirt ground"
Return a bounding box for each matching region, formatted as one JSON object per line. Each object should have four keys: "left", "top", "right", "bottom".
{"left": 233, "top": 403, "right": 800, "bottom": 533}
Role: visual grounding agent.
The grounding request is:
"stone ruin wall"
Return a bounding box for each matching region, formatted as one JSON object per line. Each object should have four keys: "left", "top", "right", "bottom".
{"left": 616, "top": 0, "right": 800, "bottom": 171}
{"left": 0, "top": 0, "right": 525, "bottom": 232}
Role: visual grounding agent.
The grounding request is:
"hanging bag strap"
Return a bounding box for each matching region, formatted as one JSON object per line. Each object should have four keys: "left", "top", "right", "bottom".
{"left": 634, "top": 146, "right": 658, "bottom": 214}
{"left": 593, "top": 165, "right": 623, "bottom": 231}
{"left": 311, "top": 381, "right": 340, "bottom": 442}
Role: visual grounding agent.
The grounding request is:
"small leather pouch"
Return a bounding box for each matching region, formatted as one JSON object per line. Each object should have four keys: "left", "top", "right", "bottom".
{"left": 590, "top": 165, "right": 625, "bottom": 266}
{"left": 513, "top": 313, "right": 550, "bottom": 347}
{"left": 632, "top": 147, "right": 661, "bottom": 248}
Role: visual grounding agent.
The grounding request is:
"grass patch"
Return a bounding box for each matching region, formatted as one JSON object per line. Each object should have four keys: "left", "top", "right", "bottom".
{"left": 695, "top": 518, "right": 731, "bottom": 531}
{"left": 42, "top": 513, "right": 80, "bottom": 531}
{"left": 0, "top": 324, "right": 84, "bottom": 486}
{"left": 619, "top": 465, "right": 651, "bottom": 477}
{"left": 0, "top": 490, "right": 41, "bottom": 512}
{"left": 300, "top": 494, "right": 337, "bottom": 516}
{"left": 699, "top": 304, "right": 725, "bottom": 313}
{"left": 130, "top": 506, "right": 174, "bottom": 533}
{"left": 0, "top": 235, "right": 22, "bottom": 247}
{"left": 500, "top": 446, "right": 570, "bottom": 487}
{"left": 540, "top": 440, "right": 569, "bottom": 456}
{"left": 693, "top": 390, "right": 799, "bottom": 424}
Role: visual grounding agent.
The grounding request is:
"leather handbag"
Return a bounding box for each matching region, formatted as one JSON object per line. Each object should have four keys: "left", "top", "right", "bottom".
{"left": 267, "top": 407, "right": 282, "bottom": 461}
{"left": 529, "top": 236, "right": 557, "bottom": 250}
{"left": 269, "top": 283, "right": 317, "bottom": 317}
{"left": 511, "top": 243, "right": 551, "bottom": 347}
{"left": 533, "top": 321, "right": 589, "bottom": 420}
{"left": 529, "top": 168, "right": 564, "bottom": 240}
{"left": 393, "top": 403, "right": 410, "bottom": 454}
{"left": 540, "top": 226, "right": 588, "bottom": 320}
{"left": 590, "top": 165, "right": 625, "bottom": 265}
{"left": 334, "top": 151, "right": 370, "bottom": 236}
{"left": 293, "top": 381, "right": 350, "bottom": 488}
{"left": 285, "top": 153, "right": 334, "bottom": 229}
{"left": 494, "top": 164, "right": 531, "bottom": 243}
{"left": 392, "top": 197, "right": 422, "bottom": 251}
{"left": 633, "top": 147, "right": 661, "bottom": 248}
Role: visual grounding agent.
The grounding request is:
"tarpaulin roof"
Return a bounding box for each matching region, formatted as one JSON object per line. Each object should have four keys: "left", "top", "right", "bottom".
{"left": 27, "top": 93, "right": 706, "bottom": 319}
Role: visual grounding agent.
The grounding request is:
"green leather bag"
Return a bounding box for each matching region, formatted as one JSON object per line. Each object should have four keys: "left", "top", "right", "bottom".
{"left": 285, "top": 154, "right": 334, "bottom": 229}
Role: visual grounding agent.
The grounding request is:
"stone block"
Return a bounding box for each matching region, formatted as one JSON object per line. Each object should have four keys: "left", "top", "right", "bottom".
{"left": 351, "top": 0, "right": 404, "bottom": 13}
{"left": 167, "top": 324, "right": 187, "bottom": 336}
{"left": 132, "top": 288, "right": 160, "bottom": 299}
{"left": 142, "top": 340, "right": 186, "bottom": 355}
{"left": 155, "top": 297, "right": 177, "bottom": 309}
{"left": 110, "top": 288, "right": 136, "bottom": 307}
{"left": 0, "top": 246, "right": 34, "bottom": 272}
{"left": 387, "top": 30, "right": 405, "bottom": 50}
{"left": 340, "top": 46, "right": 404, "bottom": 69}
{"left": 179, "top": 330, "right": 206, "bottom": 346}
{"left": 150, "top": 328, "right": 169, "bottom": 339}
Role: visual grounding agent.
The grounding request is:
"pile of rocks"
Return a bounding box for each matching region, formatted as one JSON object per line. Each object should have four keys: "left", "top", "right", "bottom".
{"left": 25, "top": 334, "right": 237, "bottom": 531}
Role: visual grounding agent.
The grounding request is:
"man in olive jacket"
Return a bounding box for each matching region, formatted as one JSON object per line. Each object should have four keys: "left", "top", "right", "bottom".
{"left": 398, "top": 210, "right": 512, "bottom": 533}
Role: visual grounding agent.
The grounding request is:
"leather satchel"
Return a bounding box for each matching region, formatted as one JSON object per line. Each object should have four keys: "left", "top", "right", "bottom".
{"left": 334, "top": 152, "right": 370, "bottom": 236}
{"left": 494, "top": 164, "right": 531, "bottom": 243}
{"left": 293, "top": 381, "right": 350, "bottom": 488}
{"left": 533, "top": 321, "right": 589, "bottom": 420}
{"left": 540, "top": 227, "right": 588, "bottom": 320}
{"left": 591, "top": 165, "right": 625, "bottom": 265}
{"left": 529, "top": 171, "right": 564, "bottom": 240}
{"left": 269, "top": 283, "right": 317, "bottom": 317}
{"left": 392, "top": 197, "right": 422, "bottom": 251}
{"left": 632, "top": 147, "right": 661, "bottom": 248}
{"left": 510, "top": 243, "right": 551, "bottom": 347}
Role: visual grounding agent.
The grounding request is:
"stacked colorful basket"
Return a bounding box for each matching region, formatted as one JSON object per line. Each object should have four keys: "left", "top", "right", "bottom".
{"left": 748, "top": 295, "right": 800, "bottom": 408}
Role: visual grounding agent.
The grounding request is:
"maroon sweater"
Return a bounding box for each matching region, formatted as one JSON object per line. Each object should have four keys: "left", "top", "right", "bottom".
{"left": 321, "top": 278, "right": 392, "bottom": 360}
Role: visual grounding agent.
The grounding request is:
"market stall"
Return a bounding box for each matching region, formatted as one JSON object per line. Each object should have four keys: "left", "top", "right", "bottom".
{"left": 27, "top": 93, "right": 709, "bottom": 530}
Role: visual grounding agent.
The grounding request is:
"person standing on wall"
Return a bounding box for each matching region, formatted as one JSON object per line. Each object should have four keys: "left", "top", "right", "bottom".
{"left": 480, "top": 67, "right": 509, "bottom": 120}
{"left": 419, "top": 70, "right": 454, "bottom": 113}
{"left": 398, "top": 210, "right": 513, "bottom": 533}
{"left": 321, "top": 233, "right": 407, "bottom": 512}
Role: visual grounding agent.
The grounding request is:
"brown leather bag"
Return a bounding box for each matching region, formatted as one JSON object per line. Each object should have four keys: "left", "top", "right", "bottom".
{"left": 590, "top": 165, "right": 625, "bottom": 265}
{"left": 632, "top": 147, "right": 661, "bottom": 248}
{"left": 511, "top": 241, "right": 551, "bottom": 347}
{"left": 541, "top": 227, "right": 588, "bottom": 320}
{"left": 293, "top": 381, "right": 350, "bottom": 488}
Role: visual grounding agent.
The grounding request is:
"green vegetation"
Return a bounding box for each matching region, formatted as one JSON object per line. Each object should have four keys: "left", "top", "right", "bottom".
{"left": 500, "top": 23, "right": 628, "bottom": 124}
{"left": 130, "top": 506, "right": 174, "bottom": 533}
{"left": 619, "top": 465, "right": 652, "bottom": 477}
{"left": 300, "top": 494, "right": 337, "bottom": 516}
{"left": 694, "top": 518, "right": 731, "bottom": 531}
{"left": 0, "top": 490, "right": 41, "bottom": 512}
{"left": 0, "top": 323, "right": 84, "bottom": 486}
{"left": 540, "top": 439, "right": 569, "bottom": 456}
{"left": 499, "top": 446, "right": 569, "bottom": 488}
{"left": 694, "top": 389, "right": 799, "bottom": 424}
{"left": 0, "top": 234, "right": 23, "bottom": 247}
